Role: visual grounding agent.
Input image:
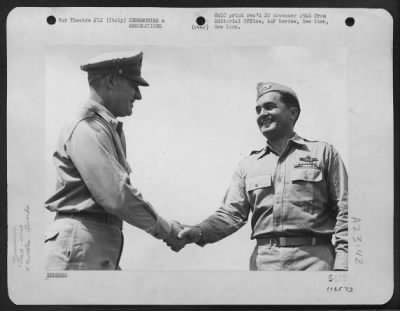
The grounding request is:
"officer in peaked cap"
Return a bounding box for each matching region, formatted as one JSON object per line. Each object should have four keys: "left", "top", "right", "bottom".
{"left": 177, "top": 81, "right": 349, "bottom": 271}
{"left": 44, "top": 51, "right": 186, "bottom": 270}
{"left": 81, "top": 51, "right": 150, "bottom": 87}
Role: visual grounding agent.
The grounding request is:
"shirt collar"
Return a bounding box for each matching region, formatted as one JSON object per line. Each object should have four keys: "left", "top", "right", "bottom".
{"left": 84, "top": 92, "right": 121, "bottom": 131}
{"left": 258, "top": 132, "right": 306, "bottom": 159}
{"left": 289, "top": 132, "right": 307, "bottom": 146}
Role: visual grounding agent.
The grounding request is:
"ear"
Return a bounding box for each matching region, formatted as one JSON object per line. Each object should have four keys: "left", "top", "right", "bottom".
{"left": 289, "top": 107, "right": 299, "bottom": 122}
{"left": 104, "top": 74, "right": 116, "bottom": 90}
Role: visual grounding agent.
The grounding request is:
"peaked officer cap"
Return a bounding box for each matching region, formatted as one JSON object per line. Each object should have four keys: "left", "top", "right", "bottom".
{"left": 81, "top": 51, "right": 149, "bottom": 86}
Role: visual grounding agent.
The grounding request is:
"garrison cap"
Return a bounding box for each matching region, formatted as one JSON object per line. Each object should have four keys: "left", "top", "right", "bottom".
{"left": 81, "top": 51, "right": 149, "bottom": 86}
{"left": 256, "top": 82, "right": 298, "bottom": 104}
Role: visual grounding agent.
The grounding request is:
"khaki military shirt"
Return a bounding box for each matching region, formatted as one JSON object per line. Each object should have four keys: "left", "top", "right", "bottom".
{"left": 45, "top": 94, "right": 170, "bottom": 239}
{"left": 198, "top": 133, "right": 348, "bottom": 270}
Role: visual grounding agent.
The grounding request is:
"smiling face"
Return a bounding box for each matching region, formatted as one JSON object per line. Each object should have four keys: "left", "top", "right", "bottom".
{"left": 106, "top": 75, "right": 142, "bottom": 117}
{"left": 255, "top": 91, "right": 299, "bottom": 140}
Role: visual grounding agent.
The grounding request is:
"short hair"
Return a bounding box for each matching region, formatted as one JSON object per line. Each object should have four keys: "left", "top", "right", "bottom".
{"left": 88, "top": 72, "right": 130, "bottom": 91}
{"left": 88, "top": 72, "right": 108, "bottom": 90}
{"left": 279, "top": 92, "right": 301, "bottom": 124}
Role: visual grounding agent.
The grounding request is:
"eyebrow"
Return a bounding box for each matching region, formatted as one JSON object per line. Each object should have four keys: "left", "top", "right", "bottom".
{"left": 256, "top": 102, "right": 277, "bottom": 108}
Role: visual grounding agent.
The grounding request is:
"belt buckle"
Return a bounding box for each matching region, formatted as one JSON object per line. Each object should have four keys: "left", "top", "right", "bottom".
{"left": 279, "top": 237, "right": 286, "bottom": 247}
{"left": 311, "top": 237, "right": 316, "bottom": 245}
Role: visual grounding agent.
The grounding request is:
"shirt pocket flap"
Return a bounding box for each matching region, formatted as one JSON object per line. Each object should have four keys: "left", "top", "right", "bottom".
{"left": 291, "top": 169, "right": 323, "bottom": 182}
{"left": 44, "top": 230, "right": 59, "bottom": 243}
{"left": 246, "top": 175, "right": 272, "bottom": 191}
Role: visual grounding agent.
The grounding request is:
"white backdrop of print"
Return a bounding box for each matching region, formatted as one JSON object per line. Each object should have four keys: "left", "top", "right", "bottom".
{"left": 7, "top": 7, "right": 393, "bottom": 305}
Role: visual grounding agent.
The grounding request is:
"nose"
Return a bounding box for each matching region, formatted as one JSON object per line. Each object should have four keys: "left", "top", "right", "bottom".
{"left": 257, "top": 107, "right": 270, "bottom": 124}
{"left": 134, "top": 88, "right": 142, "bottom": 100}
{"left": 257, "top": 106, "right": 269, "bottom": 117}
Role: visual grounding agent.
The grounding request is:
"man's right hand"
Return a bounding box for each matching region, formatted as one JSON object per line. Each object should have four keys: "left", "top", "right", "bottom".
{"left": 163, "top": 220, "right": 187, "bottom": 252}
{"left": 177, "top": 225, "right": 203, "bottom": 244}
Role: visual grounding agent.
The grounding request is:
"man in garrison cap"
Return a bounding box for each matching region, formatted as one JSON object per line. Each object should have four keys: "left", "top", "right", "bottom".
{"left": 44, "top": 51, "right": 185, "bottom": 270}
{"left": 177, "top": 82, "right": 348, "bottom": 271}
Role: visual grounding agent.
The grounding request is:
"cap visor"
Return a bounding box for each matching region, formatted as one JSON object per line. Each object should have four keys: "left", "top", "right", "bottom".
{"left": 135, "top": 76, "right": 149, "bottom": 87}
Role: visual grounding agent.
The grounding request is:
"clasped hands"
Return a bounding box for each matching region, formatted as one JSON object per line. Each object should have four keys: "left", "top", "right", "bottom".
{"left": 163, "top": 220, "right": 202, "bottom": 252}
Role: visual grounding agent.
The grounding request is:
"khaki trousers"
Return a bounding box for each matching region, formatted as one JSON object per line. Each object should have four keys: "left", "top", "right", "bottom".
{"left": 44, "top": 217, "right": 123, "bottom": 270}
{"left": 250, "top": 243, "right": 335, "bottom": 271}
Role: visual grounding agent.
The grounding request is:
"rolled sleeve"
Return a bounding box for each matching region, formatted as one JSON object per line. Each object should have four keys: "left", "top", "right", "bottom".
{"left": 66, "top": 118, "right": 171, "bottom": 239}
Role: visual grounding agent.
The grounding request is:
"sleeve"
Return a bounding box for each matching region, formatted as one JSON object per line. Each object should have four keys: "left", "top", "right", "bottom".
{"left": 326, "top": 144, "right": 348, "bottom": 270}
{"left": 66, "top": 118, "right": 171, "bottom": 240}
{"left": 197, "top": 160, "right": 250, "bottom": 246}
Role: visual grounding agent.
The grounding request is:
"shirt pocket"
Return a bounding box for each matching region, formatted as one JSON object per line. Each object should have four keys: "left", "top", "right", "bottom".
{"left": 246, "top": 175, "right": 272, "bottom": 191}
{"left": 245, "top": 175, "right": 273, "bottom": 207}
{"left": 291, "top": 168, "right": 323, "bottom": 183}
{"left": 290, "top": 168, "right": 323, "bottom": 202}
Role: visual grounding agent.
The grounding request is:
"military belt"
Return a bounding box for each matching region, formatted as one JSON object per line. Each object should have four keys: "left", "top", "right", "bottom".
{"left": 55, "top": 211, "right": 123, "bottom": 230}
{"left": 256, "top": 236, "right": 331, "bottom": 247}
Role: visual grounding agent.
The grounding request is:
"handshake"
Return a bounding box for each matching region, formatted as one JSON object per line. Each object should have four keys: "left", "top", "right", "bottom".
{"left": 162, "top": 220, "right": 203, "bottom": 252}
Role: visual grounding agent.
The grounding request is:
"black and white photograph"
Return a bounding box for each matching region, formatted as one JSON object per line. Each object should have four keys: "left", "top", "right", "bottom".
{"left": 6, "top": 6, "right": 394, "bottom": 305}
